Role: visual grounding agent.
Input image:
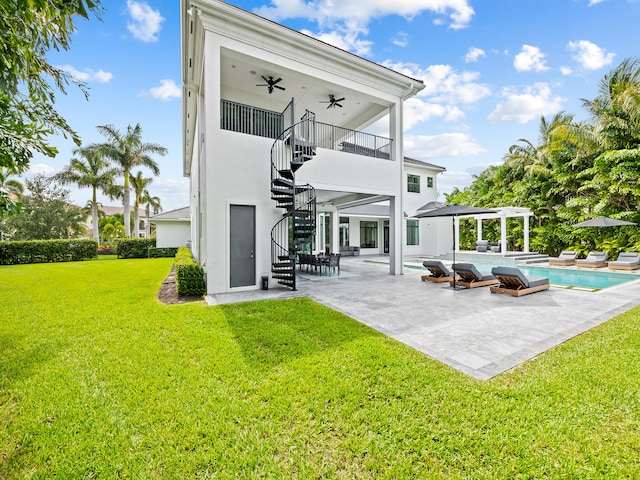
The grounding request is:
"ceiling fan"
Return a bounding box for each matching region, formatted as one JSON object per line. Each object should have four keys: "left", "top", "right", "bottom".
{"left": 320, "top": 94, "right": 345, "bottom": 109}
{"left": 256, "top": 76, "right": 285, "bottom": 94}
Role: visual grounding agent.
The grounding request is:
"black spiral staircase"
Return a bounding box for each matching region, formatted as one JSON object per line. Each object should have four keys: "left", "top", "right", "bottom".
{"left": 270, "top": 110, "right": 317, "bottom": 290}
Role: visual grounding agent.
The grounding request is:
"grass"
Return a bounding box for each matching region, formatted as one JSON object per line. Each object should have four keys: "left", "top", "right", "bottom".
{"left": 1, "top": 258, "right": 639, "bottom": 478}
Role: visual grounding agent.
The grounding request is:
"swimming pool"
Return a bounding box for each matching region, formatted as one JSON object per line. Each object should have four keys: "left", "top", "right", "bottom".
{"left": 415, "top": 260, "right": 640, "bottom": 290}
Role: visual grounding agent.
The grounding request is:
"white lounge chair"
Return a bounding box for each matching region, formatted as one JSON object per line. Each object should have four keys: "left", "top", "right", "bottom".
{"left": 490, "top": 266, "right": 550, "bottom": 297}
{"left": 576, "top": 251, "right": 609, "bottom": 268}
{"left": 548, "top": 251, "right": 578, "bottom": 266}
{"left": 608, "top": 252, "right": 640, "bottom": 270}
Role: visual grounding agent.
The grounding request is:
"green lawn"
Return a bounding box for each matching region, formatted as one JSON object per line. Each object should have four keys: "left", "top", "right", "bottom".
{"left": 1, "top": 258, "right": 639, "bottom": 478}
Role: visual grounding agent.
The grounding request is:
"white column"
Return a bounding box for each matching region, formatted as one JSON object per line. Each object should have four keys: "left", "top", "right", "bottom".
{"left": 331, "top": 209, "right": 339, "bottom": 254}
{"left": 389, "top": 196, "right": 403, "bottom": 274}
{"left": 389, "top": 100, "right": 404, "bottom": 275}
{"left": 454, "top": 217, "right": 460, "bottom": 252}
{"left": 477, "top": 218, "right": 483, "bottom": 241}
{"left": 500, "top": 214, "right": 508, "bottom": 255}
{"left": 523, "top": 214, "right": 530, "bottom": 253}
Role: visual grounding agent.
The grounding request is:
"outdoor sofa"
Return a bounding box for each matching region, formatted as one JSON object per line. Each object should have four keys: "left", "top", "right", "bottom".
{"left": 421, "top": 260, "right": 455, "bottom": 283}
{"left": 548, "top": 250, "right": 578, "bottom": 266}
{"left": 339, "top": 245, "right": 360, "bottom": 256}
{"left": 608, "top": 252, "right": 640, "bottom": 270}
{"left": 451, "top": 263, "right": 500, "bottom": 289}
{"left": 576, "top": 251, "right": 609, "bottom": 268}
{"left": 490, "top": 266, "right": 550, "bottom": 297}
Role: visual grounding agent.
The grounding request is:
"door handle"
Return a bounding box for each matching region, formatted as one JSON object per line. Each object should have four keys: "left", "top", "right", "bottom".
{"left": 250, "top": 251, "right": 254, "bottom": 259}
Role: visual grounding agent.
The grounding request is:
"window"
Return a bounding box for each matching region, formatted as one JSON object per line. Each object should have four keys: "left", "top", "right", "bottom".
{"left": 427, "top": 176, "right": 434, "bottom": 188}
{"left": 360, "top": 221, "right": 378, "bottom": 248}
{"left": 407, "top": 174, "right": 420, "bottom": 193}
{"left": 407, "top": 220, "right": 419, "bottom": 246}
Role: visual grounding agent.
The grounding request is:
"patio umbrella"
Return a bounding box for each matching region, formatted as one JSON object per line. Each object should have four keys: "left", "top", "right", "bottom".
{"left": 415, "top": 204, "right": 497, "bottom": 289}
{"left": 573, "top": 216, "right": 636, "bottom": 227}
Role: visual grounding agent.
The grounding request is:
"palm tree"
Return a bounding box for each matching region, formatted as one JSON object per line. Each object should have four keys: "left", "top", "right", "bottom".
{"left": 0, "top": 167, "right": 24, "bottom": 198}
{"left": 141, "top": 189, "right": 162, "bottom": 237}
{"left": 53, "top": 146, "right": 119, "bottom": 242}
{"left": 130, "top": 171, "right": 153, "bottom": 238}
{"left": 96, "top": 123, "right": 167, "bottom": 237}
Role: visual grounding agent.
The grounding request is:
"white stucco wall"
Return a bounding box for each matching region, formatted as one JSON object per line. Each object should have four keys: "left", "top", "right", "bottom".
{"left": 156, "top": 222, "right": 192, "bottom": 248}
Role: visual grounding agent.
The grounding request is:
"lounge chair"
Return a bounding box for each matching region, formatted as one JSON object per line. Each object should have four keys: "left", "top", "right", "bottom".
{"left": 608, "top": 252, "right": 640, "bottom": 270}
{"left": 576, "top": 251, "right": 609, "bottom": 268}
{"left": 548, "top": 250, "right": 578, "bottom": 266}
{"left": 490, "top": 266, "right": 550, "bottom": 297}
{"left": 451, "top": 263, "right": 500, "bottom": 289}
{"left": 421, "top": 260, "right": 455, "bottom": 283}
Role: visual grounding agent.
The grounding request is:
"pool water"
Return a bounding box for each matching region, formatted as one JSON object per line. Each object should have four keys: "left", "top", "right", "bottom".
{"left": 417, "top": 261, "right": 639, "bottom": 290}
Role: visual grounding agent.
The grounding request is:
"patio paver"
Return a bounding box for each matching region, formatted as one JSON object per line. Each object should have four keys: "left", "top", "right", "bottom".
{"left": 208, "top": 257, "right": 640, "bottom": 380}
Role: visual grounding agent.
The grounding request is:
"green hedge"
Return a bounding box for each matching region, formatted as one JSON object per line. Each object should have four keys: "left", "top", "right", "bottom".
{"left": 148, "top": 247, "right": 179, "bottom": 258}
{"left": 175, "top": 247, "right": 206, "bottom": 296}
{"left": 116, "top": 238, "right": 156, "bottom": 259}
{"left": 0, "top": 239, "right": 98, "bottom": 265}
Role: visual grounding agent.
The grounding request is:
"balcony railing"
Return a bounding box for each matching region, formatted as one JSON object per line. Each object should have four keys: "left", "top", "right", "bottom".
{"left": 221, "top": 99, "right": 393, "bottom": 160}
{"left": 315, "top": 122, "right": 391, "bottom": 160}
{"left": 220, "top": 100, "right": 284, "bottom": 139}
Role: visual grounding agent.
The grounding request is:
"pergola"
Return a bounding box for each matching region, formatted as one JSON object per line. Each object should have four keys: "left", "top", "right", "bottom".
{"left": 453, "top": 206, "right": 534, "bottom": 254}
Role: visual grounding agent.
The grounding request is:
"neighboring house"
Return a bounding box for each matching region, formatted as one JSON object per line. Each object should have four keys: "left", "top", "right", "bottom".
{"left": 151, "top": 207, "right": 191, "bottom": 248}
{"left": 83, "top": 205, "right": 149, "bottom": 239}
{"left": 182, "top": 0, "right": 440, "bottom": 294}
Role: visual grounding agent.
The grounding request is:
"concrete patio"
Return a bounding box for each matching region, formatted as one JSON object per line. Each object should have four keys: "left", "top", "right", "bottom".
{"left": 208, "top": 256, "right": 640, "bottom": 380}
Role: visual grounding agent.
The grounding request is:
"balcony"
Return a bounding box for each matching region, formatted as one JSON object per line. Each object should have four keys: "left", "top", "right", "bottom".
{"left": 221, "top": 99, "right": 392, "bottom": 160}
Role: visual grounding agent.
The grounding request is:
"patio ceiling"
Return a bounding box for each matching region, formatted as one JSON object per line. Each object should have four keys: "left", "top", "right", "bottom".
{"left": 220, "top": 49, "right": 392, "bottom": 132}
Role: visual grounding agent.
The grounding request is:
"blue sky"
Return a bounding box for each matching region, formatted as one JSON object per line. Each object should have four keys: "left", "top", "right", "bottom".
{"left": 31, "top": 0, "right": 640, "bottom": 211}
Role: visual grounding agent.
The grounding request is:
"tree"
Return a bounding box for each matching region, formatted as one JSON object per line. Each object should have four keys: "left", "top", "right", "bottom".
{"left": 3, "top": 174, "right": 85, "bottom": 240}
{"left": 0, "top": 0, "right": 102, "bottom": 217}
{"left": 99, "top": 215, "right": 125, "bottom": 241}
{"left": 96, "top": 124, "right": 166, "bottom": 237}
{"left": 0, "top": 167, "right": 25, "bottom": 217}
{"left": 130, "top": 171, "right": 153, "bottom": 238}
{"left": 141, "top": 189, "right": 162, "bottom": 237}
{"left": 54, "top": 146, "right": 118, "bottom": 242}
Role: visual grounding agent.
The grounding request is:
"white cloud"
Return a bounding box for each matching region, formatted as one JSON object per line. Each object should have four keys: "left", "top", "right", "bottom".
{"left": 26, "top": 163, "right": 58, "bottom": 177}
{"left": 384, "top": 62, "right": 491, "bottom": 105}
{"left": 254, "top": 0, "right": 475, "bottom": 29}
{"left": 301, "top": 22, "right": 372, "bottom": 56}
{"left": 150, "top": 177, "right": 189, "bottom": 211}
{"left": 514, "top": 45, "right": 549, "bottom": 72}
{"left": 58, "top": 65, "right": 113, "bottom": 83}
{"left": 465, "top": 47, "right": 486, "bottom": 63}
{"left": 567, "top": 40, "right": 615, "bottom": 70}
{"left": 126, "top": 0, "right": 164, "bottom": 43}
{"left": 392, "top": 31, "right": 409, "bottom": 47}
{"left": 560, "top": 66, "right": 573, "bottom": 76}
{"left": 404, "top": 133, "right": 486, "bottom": 159}
{"left": 488, "top": 83, "right": 565, "bottom": 124}
{"left": 148, "top": 79, "right": 181, "bottom": 100}
{"left": 404, "top": 98, "right": 464, "bottom": 129}
{"left": 588, "top": 0, "right": 606, "bottom": 5}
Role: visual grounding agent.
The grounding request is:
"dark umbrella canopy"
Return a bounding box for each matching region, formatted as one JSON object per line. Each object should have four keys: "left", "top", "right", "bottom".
{"left": 414, "top": 204, "right": 497, "bottom": 289}
{"left": 573, "top": 216, "right": 636, "bottom": 227}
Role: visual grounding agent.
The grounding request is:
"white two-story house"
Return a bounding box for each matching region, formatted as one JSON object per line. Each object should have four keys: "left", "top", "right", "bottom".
{"left": 181, "top": 0, "right": 446, "bottom": 295}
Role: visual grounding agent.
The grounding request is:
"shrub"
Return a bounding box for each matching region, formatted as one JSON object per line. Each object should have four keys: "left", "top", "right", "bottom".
{"left": 175, "top": 247, "right": 206, "bottom": 296}
{"left": 0, "top": 239, "right": 98, "bottom": 265}
{"left": 116, "top": 238, "right": 156, "bottom": 259}
{"left": 148, "top": 247, "right": 179, "bottom": 258}
{"left": 97, "top": 243, "right": 117, "bottom": 255}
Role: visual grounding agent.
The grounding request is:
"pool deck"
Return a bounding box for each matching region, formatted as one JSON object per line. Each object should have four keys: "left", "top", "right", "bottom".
{"left": 208, "top": 256, "right": 640, "bottom": 381}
